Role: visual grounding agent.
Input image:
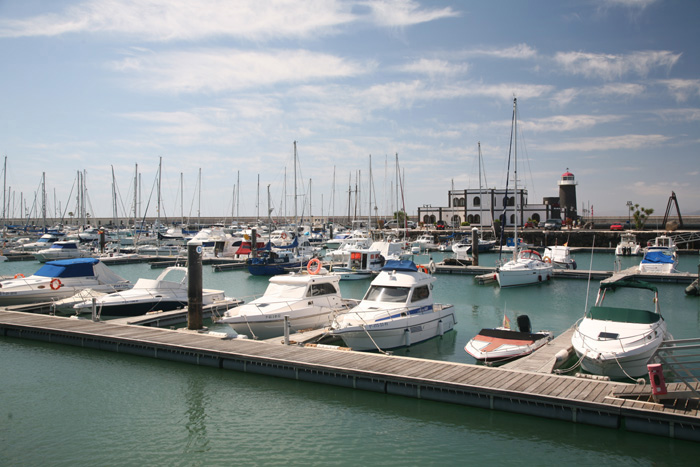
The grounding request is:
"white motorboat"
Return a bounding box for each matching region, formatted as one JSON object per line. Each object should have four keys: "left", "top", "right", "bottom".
{"left": 13, "top": 232, "right": 65, "bottom": 252}
{"left": 331, "top": 248, "right": 384, "bottom": 280}
{"left": 219, "top": 270, "right": 357, "bottom": 339}
{"left": 414, "top": 233, "right": 439, "bottom": 251}
{"left": 571, "top": 279, "right": 669, "bottom": 379}
{"left": 72, "top": 266, "right": 229, "bottom": 317}
{"left": 464, "top": 314, "right": 552, "bottom": 363}
{"left": 331, "top": 260, "right": 456, "bottom": 351}
{"left": 639, "top": 235, "right": 678, "bottom": 274}
{"left": 615, "top": 233, "right": 642, "bottom": 256}
{"left": 497, "top": 249, "right": 553, "bottom": 288}
{"left": 542, "top": 245, "right": 577, "bottom": 270}
{"left": 33, "top": 240, "right": 91, "bottom": 263}
{"left": 496, "top": 99, "right": 554, "bottom": 288}
{"left": 0, "top": 258, "right": 131, "bottom": 306}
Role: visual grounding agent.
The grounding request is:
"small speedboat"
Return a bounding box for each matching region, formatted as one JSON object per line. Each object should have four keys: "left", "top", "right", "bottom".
{"left": 496, "top": 249, "right": 553, "bottom": 288}
{"left": 542, "top": 245, "right": 577, "bottom": 270}
{"left": 0, "top": 258, "right": 131, "bottom": 306}
{"left": 331, "top": 249, "right": 384, "bottom": 280}
{"left": 33, "top": 240, "right": 91, "bottom": 263}
{"left": 639, "top": 235, "right": 678, "bottom": 274}
{"left": 331, "top": 260, "right": 456, "bottom": 351}
{"left": 72, "top": 266, "right": 229, "bottom": 317}
{"left": 219, "top": 269, "right": 357, "bottom": 339}
{"left": 465, "top": 314, "right": 552, "bottom": 363}
{"left": 615, "top": 233, "right": 641, "bottom": 256}
{"left": 571, "top": 279, "right": 669, "bottom": 379}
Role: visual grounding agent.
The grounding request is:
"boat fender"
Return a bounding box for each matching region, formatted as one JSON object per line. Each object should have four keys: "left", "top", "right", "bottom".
{"left": 428, "top": 260, "right": 436, "bottom": 274}
{"left": 50, "top": 278, "right": 62, "bottom": 290}
{"left": 307, "top": 258, "right": 322, "bottom": 275}
{"left": 543, "top": 256, "right": 551, "bottom": 263}
{"left": 14, "top": 273, "right": 24, "bottom": 279}
{"left": 538, "top": 275, "right": 542, "bottom": 282}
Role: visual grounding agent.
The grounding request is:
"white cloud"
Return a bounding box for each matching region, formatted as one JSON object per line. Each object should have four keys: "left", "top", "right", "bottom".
{"left": 540, "top": 134, "right": 670, "bottom": 152}
{"left": 362, "top": 0, "right": 460, "bottom": 27}
{"left": 657, "top": 79, "right": 700, "bottom": 102}
{"left": 554, "top": 50, "right": 680, "bottom": 80}
{"left": 398, "top": 58, "right": 469, "bottom": 77}
{"left": 599, "top": 0, "right": 659, "bottom": 10}
{"left": 651, "top": 108, "right": 700, "bottom": 123}
{"left": 109, "top": 48, "right": 373, "bottom": 93}
{"left": 522, "top": 114, "right": 622, "bottom": 133}
{"left": 0, "top": 0, "right": 356, "bottom": 41}
{"left": 462, "top": 43, "right": 538, "bottom": 60}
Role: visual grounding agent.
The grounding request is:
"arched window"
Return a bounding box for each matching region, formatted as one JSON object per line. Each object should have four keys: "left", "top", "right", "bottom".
{"left": 429, "top": 215, "right": 436, "bottom": 224}
{"left": 460, "top": 197, "right": 466, "bottom": 207}
{"left": 467, "top": 214, "right": 474, "bottom": 223}
{"left": 474, "top": 214, "right": 480, "bottom": 224}
{"left": 509, "top": 214, "right": 515, "bottom": 224}
{"left": 422, "top": 215, "right": 431, "bottom": 224}
{"left": 473, "top": 196, "right": 481, "bottom": 207}
{"left": 451, "top": 215, "right": 461, "bottom": 226}
{"left": 508, "top": 197, "right": 515, "bottom": 206}
{"left": 532, "top": 213, "right": 541, "bottom": 222}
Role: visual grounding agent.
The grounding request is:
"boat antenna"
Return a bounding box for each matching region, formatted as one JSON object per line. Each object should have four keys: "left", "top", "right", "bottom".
{"left": 583, "top": 234, "right": 596, "bottom": 315}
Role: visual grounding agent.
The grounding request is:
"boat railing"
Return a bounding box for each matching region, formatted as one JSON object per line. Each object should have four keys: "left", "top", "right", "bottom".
{"left": 650, "top": 337, "right": 700, "bottom": 399}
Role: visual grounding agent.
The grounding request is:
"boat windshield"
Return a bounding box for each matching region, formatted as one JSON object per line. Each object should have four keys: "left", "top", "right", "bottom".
{"left": 363, "top": 285, "right": 410, "bottom": 303}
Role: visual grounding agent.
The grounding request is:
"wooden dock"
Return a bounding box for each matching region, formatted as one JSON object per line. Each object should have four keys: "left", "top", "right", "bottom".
{"left": 1, "top": 309, "right": 698, "bottom": 442}
{"left": 502, "top": 326, "right": 576, "bottom": 374}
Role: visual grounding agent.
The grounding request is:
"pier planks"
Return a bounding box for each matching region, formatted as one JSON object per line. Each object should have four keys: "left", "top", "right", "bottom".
{"left": 1, "top": 309, "right": 699, "bottom": 442}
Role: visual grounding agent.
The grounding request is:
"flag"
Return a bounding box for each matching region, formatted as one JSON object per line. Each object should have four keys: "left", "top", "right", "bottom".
{"left": 503, "top": 314, "right": 511, "bottom": 329}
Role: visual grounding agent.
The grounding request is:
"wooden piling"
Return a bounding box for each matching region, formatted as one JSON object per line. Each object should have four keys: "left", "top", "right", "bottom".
{"left": 187, "top": 240, "right": 203, "bottom": 330}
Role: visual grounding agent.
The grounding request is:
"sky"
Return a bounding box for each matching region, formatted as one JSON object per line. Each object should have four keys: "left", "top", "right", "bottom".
{"left": 0, "top": 0, "right": 698, "bottom": 223}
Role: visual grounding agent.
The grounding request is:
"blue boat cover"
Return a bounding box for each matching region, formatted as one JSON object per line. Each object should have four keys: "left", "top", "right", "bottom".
{"left": 381, "top": 259, "right": 418, "bottom": 272}
{"left": 641, "top": 251, "right": 675, "bottom": 264}
{"left": 34, "top": 257, "right": 99, "bottom": 278}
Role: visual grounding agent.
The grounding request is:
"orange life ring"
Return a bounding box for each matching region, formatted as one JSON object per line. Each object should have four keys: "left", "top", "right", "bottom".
{"left": 14, "top": 273, "right": 25, "bottom": 279}
{"left": 417, "top": 265, "right": 429, "bottom": 274}
{"left": 307, "top": 258, "right": 322, "bottom": 275}
{"left": 543, "top": 256, "right": 552, "bottom": 263}
{"left": 50, "top": 278, "right": 62, "bottom": 290}
{"left": 281, "top": 232, "right": 287, "bottom": 239}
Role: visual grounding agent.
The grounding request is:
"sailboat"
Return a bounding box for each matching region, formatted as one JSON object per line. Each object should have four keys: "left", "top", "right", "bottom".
{"left": 496, "top": 99, "right": 553, "bottom": 288}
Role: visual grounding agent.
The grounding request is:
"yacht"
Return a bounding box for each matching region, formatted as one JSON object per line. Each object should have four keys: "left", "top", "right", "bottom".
{"left": 33, "top": 240, "right": 91, "bottom": 263}
{"left": 639, "top": 235, "right": 678, "bottom": 274}
{"left": 331, "top": 260, "right": 456, "bottom": 351}
{"left": 219, "top": 270, "right": 357, "bottom": 339}
{"left": 0, "top": 258, "right": 131, "bottom": 306}
{"left": 615, "top": 233, "right": 642, "bottom": 256}
{"left": 542, "top": 245, "right": 577, "bottom": 270}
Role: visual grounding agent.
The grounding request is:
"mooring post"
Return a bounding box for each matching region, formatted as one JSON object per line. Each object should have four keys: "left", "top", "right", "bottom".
{"left": 187, "top": 240, "right": 203, "bottom": 330}
{"left": 471, "top": 227, "right": 479, "bottom": 266}
{"left": 251, "top": 228, "right": 258, "bottom": 258}
{"left": 91, "top": 297, "right": 97, "bottom": 322}
{"left": 99, "top": 229, "right": 106, "bottom": 253}
{"left": 283, "top": 315, "right": 290, "bottom": 345}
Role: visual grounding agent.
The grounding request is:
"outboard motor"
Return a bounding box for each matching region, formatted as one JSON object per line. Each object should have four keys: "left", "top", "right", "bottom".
{"left": 517, "top": 315, "right": 532, "bottom": 333}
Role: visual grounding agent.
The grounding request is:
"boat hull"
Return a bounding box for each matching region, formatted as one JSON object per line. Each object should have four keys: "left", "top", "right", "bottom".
{"left": 333, "top": 307, "right": 456, "bottom": 351}
{"left": 465, "top": 329, "right": 552, "bottom": 362}
{"left": 223, "top": 309, "right": 335, "bottom": 340}
{"left": 497, "top": 266, "right": 552, "bottom": 288}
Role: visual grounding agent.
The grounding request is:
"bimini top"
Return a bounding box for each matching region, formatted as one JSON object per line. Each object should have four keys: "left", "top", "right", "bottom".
{"left": 641, "top": 251, "right": 675, "bottom": 264}
{"left": 599, "top": 278, "right": 658, "bottom": 294}
{"left": 380, "top": 260, "right": 418, "bottom": 272}
{"left": 34, "top": 257, "right": 100, "bottom": 278}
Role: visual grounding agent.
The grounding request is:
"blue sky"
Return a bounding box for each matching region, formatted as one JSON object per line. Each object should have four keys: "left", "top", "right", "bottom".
{"left": 1, "top": 0, "right": 698, "bottom": 222}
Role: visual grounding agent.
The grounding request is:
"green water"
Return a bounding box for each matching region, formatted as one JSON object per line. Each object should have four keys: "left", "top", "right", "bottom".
{"left": 2, "top": 253, "right": 700, "bottom": 465}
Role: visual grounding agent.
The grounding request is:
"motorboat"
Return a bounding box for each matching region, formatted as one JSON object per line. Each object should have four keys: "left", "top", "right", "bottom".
{"left": 639, "top": 235, "right": 678, "bottom": 274}
{"left": 72, "top": 266, "right": 229, "bottom": 317}
{"left": 414, "top": 233, "right": 439, "bottom": 251}
{"left": 615, "top": 233, "right": 642, "bottom": 256}
{"left": 496, "top": 249, "right": 553, "bottom": 288}
{"left": 330, "top": 248, "right": 384, "bottom": 280}
{"left": 13, "top": 232, "right": 65, "bottom": 252}
{"left": 452, "top": 237, "right": 495, "bottom": 258}
{"left": 542, "top": 245, "right": 577, "bottom": 270}
{"left": 245, "top": 237, "right": 312, "bottom": 276}
{"left": 0, "top": 258, "right": 131, "bottom": 306}
{"left": 464, "top": 314, "right": 552, "bottom": 363}
{"left": 330, "top": 260, "right": 456, "bottom": 351}
{"left": 219, "top": 269, "right": 357, "bottom": 339}
{"left": 571, "top": 279, "right": 669, "bottom": 379}
{"left": 33, "top": 240, "right": 91, "bottom": 263}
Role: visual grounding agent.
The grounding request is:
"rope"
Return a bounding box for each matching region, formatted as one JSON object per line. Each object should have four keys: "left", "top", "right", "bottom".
{"left": 360, "top": 323, "right": 389, "bottom": 355}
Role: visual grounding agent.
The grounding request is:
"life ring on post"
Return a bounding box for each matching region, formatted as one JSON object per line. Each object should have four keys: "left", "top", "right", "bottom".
{"left": 14, "top": 273, "right": 25, "bottom": 279}
{"left": 50, "top": 278, "right": 62, "bottom": 290}
{"left": 428, "top": 260, "right": 436, "bottom": 274}
{"left": 543, "top": 256, "right": 552, "bottom": 264}
{"left": 307, "top": 258, "right": 322, "bottom": 275}
{"left": 281, "top": 232, "right": 287, "bottom": 240}
{"left": 417, "top": 265, "right": 429, "bottom": 274}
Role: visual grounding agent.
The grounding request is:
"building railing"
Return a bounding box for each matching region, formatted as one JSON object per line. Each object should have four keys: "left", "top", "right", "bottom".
{"left": 650, "top": 337, "right": 700, "bottom": 399}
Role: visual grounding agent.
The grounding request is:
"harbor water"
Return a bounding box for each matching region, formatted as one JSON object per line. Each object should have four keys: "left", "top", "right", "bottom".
{"left": 2, "top": 251, "right": 700, "bottom": 465}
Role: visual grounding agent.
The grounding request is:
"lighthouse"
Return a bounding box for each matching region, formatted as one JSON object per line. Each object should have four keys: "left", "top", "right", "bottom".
{"left": 558, "top": 169, "right": 578, "bottom": 221}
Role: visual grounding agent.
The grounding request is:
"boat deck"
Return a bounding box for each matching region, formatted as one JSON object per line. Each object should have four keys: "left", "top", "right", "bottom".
{"left": 1, "top": 309, "right": 699, "bottom": 442}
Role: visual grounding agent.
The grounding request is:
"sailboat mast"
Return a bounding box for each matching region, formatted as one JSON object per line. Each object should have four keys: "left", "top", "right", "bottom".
{"left": 478, "top": 142, "right": 483, "bottom": 239}
{"left": 293, "top": 141, "right": 298, "bottom": 225}
{"left": 512, "top": 98, "right": 518, "bottom": 261}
